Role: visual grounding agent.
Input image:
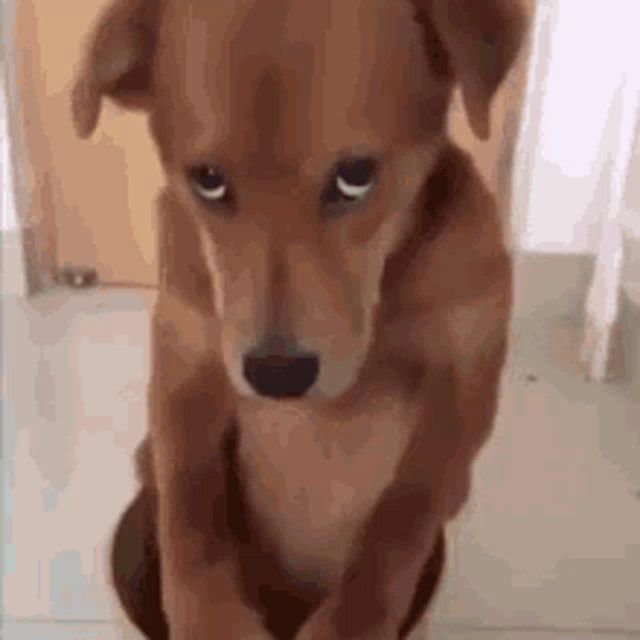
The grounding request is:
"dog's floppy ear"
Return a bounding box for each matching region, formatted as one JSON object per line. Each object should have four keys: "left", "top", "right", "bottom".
{"left": 424, "top": 0, "right": 527, "bottom": 140}
{"left": 71, "top": 0, "right": 160, "bottom": 138}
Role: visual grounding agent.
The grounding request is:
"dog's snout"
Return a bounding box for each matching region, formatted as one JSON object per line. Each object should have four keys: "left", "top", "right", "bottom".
{"left": 243, "top": 341, "right": 320, "bottom": 398}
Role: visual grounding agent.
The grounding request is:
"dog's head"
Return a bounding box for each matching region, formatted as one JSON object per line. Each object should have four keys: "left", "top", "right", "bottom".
{"left": 73, "top": 0, "right": 525, "bottom": 400}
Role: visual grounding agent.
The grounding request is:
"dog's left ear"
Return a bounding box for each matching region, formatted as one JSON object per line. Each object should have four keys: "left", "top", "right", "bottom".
{"left": 424, "top": 0, "right": 528, "bottom": 140}
{"left": 71, "top": 0, "right": 160, "bottom": 138}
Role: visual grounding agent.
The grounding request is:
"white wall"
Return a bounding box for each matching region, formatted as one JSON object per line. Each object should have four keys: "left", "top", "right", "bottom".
{"left": 514, "top": 0, "right": 640, "bottom": 254}
{"left": 2, "top": 59, "right": 28, "bottom": 296}
{"left": 1, "top": 66, "right": 19, "bottom": 232}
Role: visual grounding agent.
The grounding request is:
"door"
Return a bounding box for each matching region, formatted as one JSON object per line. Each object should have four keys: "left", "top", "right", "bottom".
{"left": 15, "top": 0, "right": 161, "bottom": 287}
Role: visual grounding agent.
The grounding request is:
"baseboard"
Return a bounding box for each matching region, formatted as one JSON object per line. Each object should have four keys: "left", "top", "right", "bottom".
{"left": 512, "top": 252, "right": 594, "bottom": 323}
{"left": 1, "top": 229, "right": 27, "bottom": 297}
{"left": 621, "top": 206, "right": 640, "bottom": 238}
{"left": 626, "top": 284, "right": 640, "bottom": 306}
{"left": 512, "top": 251, "right": 639, "bottom": 384}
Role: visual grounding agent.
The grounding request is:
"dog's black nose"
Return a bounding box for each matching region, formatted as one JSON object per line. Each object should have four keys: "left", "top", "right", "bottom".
{"left": 243, "top": 350, "right": 320, "bottom": 398}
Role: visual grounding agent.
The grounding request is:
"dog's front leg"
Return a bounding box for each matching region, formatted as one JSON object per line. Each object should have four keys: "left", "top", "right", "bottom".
{"left": 294, "top": 373, "right": 455, "bottom": 640}
{"left": 296, "top": 310, "right": 509, "bottom": 640}
{"left": 150, "top": 352, "right": 272, "bottom": 640}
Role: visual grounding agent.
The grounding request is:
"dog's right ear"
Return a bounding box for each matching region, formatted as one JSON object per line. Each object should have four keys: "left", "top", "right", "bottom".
{"left": 71, "top": 0, "right": 160, "bottom": 138}
{"left": 413, "top": 0, "right": 527, "bottom": 140}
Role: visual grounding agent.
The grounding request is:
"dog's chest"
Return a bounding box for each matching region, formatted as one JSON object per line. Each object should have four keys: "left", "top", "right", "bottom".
{"left": 237, "top": 389, "right": 419, "bottom": 589}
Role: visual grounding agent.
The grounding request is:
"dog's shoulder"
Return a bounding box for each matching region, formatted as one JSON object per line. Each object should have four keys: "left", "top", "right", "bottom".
{"left": 384, "top": 140, "right": 508, "bottom": 300}
{"left": 380, "top": 140, "right": 511, "bottom": 365}
{"left": 424, "top": 142, "right": 496, "bottom": 230}
{"left": 425, "top": 141, "right": 511, "bottom": 286}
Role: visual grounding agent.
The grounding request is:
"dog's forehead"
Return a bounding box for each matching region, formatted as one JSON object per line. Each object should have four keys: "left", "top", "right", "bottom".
{"left": 156, "top": 0, "right": 429, "bottom": 168}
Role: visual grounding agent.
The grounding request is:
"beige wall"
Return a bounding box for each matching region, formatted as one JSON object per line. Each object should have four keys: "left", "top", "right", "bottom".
{"left": 15, "top": 0, "right": 160, "bottom": 287}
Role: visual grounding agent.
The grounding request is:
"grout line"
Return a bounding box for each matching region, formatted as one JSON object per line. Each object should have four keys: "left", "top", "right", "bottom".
{"left": 4, "top": 619, "right": 114, "bottom": 626}
{"left": 6, "top": 618, "right": 640, "bottom": 637}
{"left": 94, "top": 282, "right": 157, "bottom": 291}
{"left": 436, "top": 622, "right": 640, "bottom": 637}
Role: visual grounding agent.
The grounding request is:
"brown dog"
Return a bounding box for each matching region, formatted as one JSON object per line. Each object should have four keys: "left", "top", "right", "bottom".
{"left": 72, "top": 1, "right": 526, "bottom": 638}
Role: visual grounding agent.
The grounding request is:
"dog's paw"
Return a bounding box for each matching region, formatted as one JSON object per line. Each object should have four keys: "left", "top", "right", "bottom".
{"left": 295, "top": 596, "right": 396, "bottom": 640}
{"left": 169, "top": 600, "right": 274, "bottom": 640}
{"left": 214, "top": 609, "right": 275, "bottom": 640}
{"left": 217, "top": 610, "right": 274, "bottom": 640}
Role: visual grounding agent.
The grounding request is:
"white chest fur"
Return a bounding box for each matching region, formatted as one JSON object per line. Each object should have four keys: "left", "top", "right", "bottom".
{"left": 237, "top": 384, "right": 420, "bottom": 589}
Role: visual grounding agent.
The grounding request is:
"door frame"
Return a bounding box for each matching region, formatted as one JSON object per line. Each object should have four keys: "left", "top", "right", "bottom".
{"left": 2, "top": 0, "right": 59, "bottom": 296}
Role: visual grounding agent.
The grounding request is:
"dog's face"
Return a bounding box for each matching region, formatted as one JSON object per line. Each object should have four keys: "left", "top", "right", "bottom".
{"left": 149, "top": 0, "right": 446, "bottom": 399}
{"left": 73, "top": 0, "right": 525, "bottom": 400}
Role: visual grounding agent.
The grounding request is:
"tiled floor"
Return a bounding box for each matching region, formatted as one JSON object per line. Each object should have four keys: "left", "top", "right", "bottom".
{"left": 2, "top": 256, "right": 640, "bottom": 640}
{"left": 4, "top": 624, "right": 640, "bottom": 640}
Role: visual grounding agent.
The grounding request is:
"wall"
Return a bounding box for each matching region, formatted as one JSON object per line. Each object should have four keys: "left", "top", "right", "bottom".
{"left": 13, "top": 0, "right": 160, "bottom": 287}
{"left": 21, "top": 0, "right": 640, "bottom": 284}
{"left": 513, "top": 0, "right": 640, "bottom": 254}
{"left": 14, "top": 0, "right": 535, "bottom": 288}
{"left": 2, "top": 67, "right": 28, "bottom": 296}
{"left": 2, "top": 3, "right": 28, "bottom": 295}
{"left": 1, "top": 68, "right": 18, "bottom": 232}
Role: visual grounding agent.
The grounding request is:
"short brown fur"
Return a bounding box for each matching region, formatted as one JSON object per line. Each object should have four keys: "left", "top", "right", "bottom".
{"left": 74, "top": 1, "right": 527, "bottom": 638}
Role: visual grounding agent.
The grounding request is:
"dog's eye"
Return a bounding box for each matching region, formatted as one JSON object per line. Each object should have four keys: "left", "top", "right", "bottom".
{"left": 325, "top": 157, "right": 378, "bottom": 205}
{"left": 190, "top": 167, "right": 229, "bottom": 203}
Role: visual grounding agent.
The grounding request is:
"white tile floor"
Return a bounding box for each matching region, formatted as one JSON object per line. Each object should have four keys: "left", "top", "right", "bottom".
{"left": 2, "top": 256, "right": 640, "bottom": 639}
